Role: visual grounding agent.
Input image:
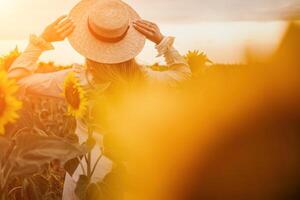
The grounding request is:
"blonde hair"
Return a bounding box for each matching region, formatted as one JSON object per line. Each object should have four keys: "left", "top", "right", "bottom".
{"left": 86, "top": 59, "right": 144, "bottom": 87}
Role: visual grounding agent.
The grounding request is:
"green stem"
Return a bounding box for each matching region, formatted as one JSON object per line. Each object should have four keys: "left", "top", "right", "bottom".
{"left": 90, "top": 154, "right": 103, "bottom": 178}
{"left": 77, "top": 157, "right": 87, "bottom": 176}
{"left": 8, "top": 186, "right": 23, "bottom": 197}
{"left": 87, "top": 151, "right": 92, "bottom": 177}
{"left": 87, "top": 127, "right": 94, "bottom": 178}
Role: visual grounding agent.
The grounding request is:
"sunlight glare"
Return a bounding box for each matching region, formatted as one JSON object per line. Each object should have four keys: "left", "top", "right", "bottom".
{"left": 0, "top": 0, "right": 12, "bottom": 8}
{"left": 0, "top": 0, "right": 7, "bottom": 4}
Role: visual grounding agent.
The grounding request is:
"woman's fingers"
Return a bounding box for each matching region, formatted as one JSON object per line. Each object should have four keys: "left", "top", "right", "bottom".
{"left": 135, "top": 20, "right": 153, "bottom": 28}
{"left": 133, "top": 19, "right": 164, "bottom": 44}
{"left": 138, "top": 20, "right": 158, "bottom": 30}
{"left": 52, "top": 15, "right": 68, "bottom": 26}
{"left": 60, "top": 25, "right": 75, "bottom": 38}
{"left": 57, "top": 17, "right": 72, "bottom": 28}
{"left": 41, "top": 15, "right": 74, "bottom": 42}
{"left": 140, "top": 19, "right": 156, "bottom": 27}
{"left": 133, "top": 23, "right": 154, "bottom": 37}
{"left": 133, "top": 20, "right": 157, "bottom": 37}
{"left": 57, "top": 20, "right": 74, "bottom": 34}
{"left": 133, "top": 21, "right": 155, "bottom": 34}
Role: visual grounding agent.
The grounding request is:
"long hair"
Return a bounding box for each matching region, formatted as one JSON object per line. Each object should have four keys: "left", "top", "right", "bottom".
{"left": 86, "top": 59, "right": 145, "bottom": 88}
{"left": 85, "top": 59, "right": 146, "bottom": 132}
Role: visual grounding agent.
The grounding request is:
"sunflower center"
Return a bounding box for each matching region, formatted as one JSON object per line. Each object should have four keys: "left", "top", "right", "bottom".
{"left": 0, "top": 88, "right": 6, "bottom": 117}
{"left": 65, "top": 83, "right": 80, "bottom": 109}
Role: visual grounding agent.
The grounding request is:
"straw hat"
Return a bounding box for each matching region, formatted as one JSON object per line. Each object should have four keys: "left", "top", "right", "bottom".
{"left": 68, "top": 0, "right": 146, "bottom": 64}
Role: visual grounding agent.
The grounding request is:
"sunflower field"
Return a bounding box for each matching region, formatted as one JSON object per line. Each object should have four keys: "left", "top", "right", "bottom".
{"left": 0, "top": 22, "right": 300, "bottom": 200}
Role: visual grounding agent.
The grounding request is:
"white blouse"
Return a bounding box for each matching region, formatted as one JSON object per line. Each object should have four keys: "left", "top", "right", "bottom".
{"left": 9, "top": 35, "right": 191, "bottom": 98}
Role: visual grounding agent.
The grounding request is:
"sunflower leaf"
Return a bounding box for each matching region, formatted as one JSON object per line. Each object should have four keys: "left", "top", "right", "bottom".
{"left": 5, "top": 132, "right": 87, "bottom": 178}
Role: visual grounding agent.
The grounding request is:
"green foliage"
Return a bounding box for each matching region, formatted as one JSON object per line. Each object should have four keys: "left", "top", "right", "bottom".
{"left": 149, "top": 50, "right": 213, "bottom": 76}
{"left": 0, "top": 46, "right": 73, "bottom": 73}
{"left": 3, "top": 92, "right": 81, "bottom": 199}
{"left": 7, "top": 166, "right": 65, "bottom": 200}
{"left": 0, "top": 130, "right": 86, "bottom": 200}
{"left": 0, "top": 47, "right": 248, "bottom": 200}
{"left": 74, "top": 164, "right": 126, "bottom": 200}
{"left": 75, "top": 175, "right": 91, "bottom": 200}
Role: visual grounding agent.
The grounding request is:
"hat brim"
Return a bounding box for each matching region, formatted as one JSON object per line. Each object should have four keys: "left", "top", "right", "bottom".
{"left": 68, "top": 0, "right": 146, "bottom": 64}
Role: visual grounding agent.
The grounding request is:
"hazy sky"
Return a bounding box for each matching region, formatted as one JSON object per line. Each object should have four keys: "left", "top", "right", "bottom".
{"left": 0, "top": 0, "right": 299, "bottom": 39}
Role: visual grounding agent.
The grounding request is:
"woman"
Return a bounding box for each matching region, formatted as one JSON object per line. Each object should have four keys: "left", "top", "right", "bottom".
{"left": 9, "top": 0, "right": 191, "bottom": 198}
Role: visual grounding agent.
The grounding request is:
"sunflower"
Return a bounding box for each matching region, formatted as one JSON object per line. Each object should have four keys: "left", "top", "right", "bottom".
{"left": 185, "top": 50, "right": 212, "bottom": 74}
{"left": 0, "top": 71, "right": 22, "bottom": 134}
{"left": 63, "top": 72, "right": 88, "bottom": 118}
{"left": 0, "top": 47, "right": 21, "bottom": 71}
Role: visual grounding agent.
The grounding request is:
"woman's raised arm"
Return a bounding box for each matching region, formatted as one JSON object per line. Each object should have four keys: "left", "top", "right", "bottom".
{"left": 8, "top": 15, "right": 74, "bottom": 80}
{"left": 133, "top": 20, "right": 191, "bottom": 87}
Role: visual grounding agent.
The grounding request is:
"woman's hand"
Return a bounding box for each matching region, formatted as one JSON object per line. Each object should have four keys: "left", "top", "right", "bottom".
{"left": 133, "top": 19, "right": 164, "bottom": 45}
{"left": 40, "top": 15, "right": 75, "bottom": 43}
